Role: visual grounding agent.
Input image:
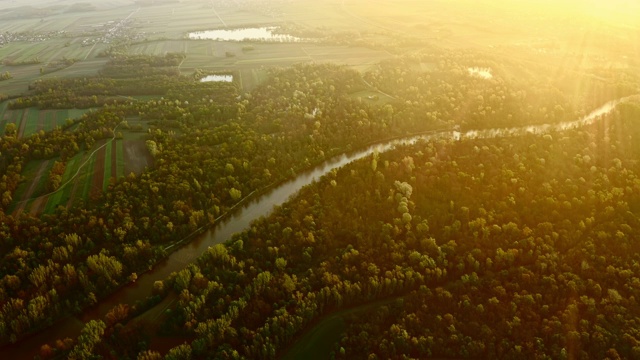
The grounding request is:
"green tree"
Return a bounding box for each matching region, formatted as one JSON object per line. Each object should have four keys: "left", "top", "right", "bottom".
{"left": 229, "top": 188, "right": 242, "bottom": 201}
{"left": 68, "top": 320, "right": 105, "bottom": 359}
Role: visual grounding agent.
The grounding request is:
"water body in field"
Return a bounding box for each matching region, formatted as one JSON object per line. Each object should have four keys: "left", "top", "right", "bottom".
{"left": 188, "top": 27, "right": 302, "bottom": 42}
{"left": 200, "top": 74, "right": 233, "bottom": 82}
{"left": 468, "top": 67, "right": 493, "bottom": 79}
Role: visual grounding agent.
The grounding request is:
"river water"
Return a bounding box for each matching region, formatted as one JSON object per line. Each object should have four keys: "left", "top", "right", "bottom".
{"left": 1, "top": 95, "right": 634, "bottom": 358}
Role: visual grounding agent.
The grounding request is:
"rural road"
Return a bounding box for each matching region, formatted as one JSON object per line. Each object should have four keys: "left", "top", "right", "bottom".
{"left": 210, "top": 0, "right": 228, "bottom": 27}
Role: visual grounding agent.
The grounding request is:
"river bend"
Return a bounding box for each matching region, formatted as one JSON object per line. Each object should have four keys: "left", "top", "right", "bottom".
{"left": 2, "top": 95, "right": 635, "bottom": 358}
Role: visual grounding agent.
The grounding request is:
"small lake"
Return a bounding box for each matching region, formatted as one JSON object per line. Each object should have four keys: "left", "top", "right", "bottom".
{"left": 188, "top": 27, "right": 302, "bottom": 42}
{"left": 468, "top": 67, "right": 493, "bottom": 79}
{"left": 200, "top": 74, "right": 233, "bottom": 82}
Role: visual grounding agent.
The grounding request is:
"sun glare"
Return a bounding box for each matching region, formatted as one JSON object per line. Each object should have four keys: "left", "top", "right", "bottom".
{"left": 0, "top": 0, "right": 639, "bottom": 359}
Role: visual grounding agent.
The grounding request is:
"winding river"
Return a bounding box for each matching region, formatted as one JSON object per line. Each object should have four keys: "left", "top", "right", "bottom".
{"left": 2, "top": 95, "right": 635, "bottom": 358}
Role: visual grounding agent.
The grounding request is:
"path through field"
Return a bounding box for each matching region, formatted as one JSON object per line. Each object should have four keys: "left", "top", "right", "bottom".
{"left": 83, "top": 42, "right": 97, "bottom": 61}
{"left": 13, "top": 122, "right": 123, "bottom": 211}
{"left": 210, "top": 0, "right": 227, "bottom": 27}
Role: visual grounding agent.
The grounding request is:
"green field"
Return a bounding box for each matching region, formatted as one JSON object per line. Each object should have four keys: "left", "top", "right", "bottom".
{"left": 0, "top": 101, "right": 9, "bottom": 130}
{"left": 44, "top": 151, "right": 86, "bottom": 214}
{"left": 23, "top": 108, "right": 40, "bottom": 136}
{"left": 10, "top": 131, "right": 135, "bottom": 215}
{"left": 115, "top": 137, "right": 124, "bottom": 179}
{"left": 104, "top": 140, "right": 118, "bottom": 185}
{"left": 0, "top": 39, "right": 102, "bottom": 66}
{"left": 9, "top": 159, "right": 53, "bottom": 212}
{"left": 129, "top": 40, "right": 189, "bottom": 56}
{"left": 79, "top": 153, "right": 97, "bottom": 205}
{"left": 103, "top": 140, "right": 114, "bottom": 190}
{"left": 0, "top": 41, "right": 108, "bottom": 96}
{"left": 0, "top": 105, "right": 91, "bottom": 138}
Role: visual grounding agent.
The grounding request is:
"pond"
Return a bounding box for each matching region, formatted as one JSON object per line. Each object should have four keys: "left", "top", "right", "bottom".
{"left": 188, "top": 27, "right": 302, "bottom": 42}
{"left": 200, "top": 74, "right": 233, "bottom": 82}
{"left": 468, "top": 67, "right": 493, "bottom": 79}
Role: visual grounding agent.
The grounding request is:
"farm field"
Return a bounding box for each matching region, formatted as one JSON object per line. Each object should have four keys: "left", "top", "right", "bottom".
{"left": 0, "top": 101, "right": 8, "bottom": 126}
{"left": 127, "top": 39, "right": 393, "bottom": 91}
{"left": 0, "top": 105, "right": 91, "bottom": 138}
{"left": 10, "top": 125, "right": 152, "bottom": 216}
{"left": 125, "top": 1, "right": 282, "bottom": 38}
{"left": 2, "top": 0, "right": 637, "bottom": 52}
{"left": 0, "top": 42, "right": 109, "bottom": 96}
{"left": 0, "top": 1, "right": 137, "bottom": 33}
{"left": 5, "top": 0, "right": 630, "bottom": 102}
{"left": 10, "top": 144, "right": 104, "bottom": 216}
{"left": 1, "top": 0, "right": 280, "bottom": 39}
{"left": 128, "top": 40, "right": 190, "bottom": 56}
{"left": 43, "top": 58, "right": 110, "bottom": 79}
{"left": 0, "top": 38, "right": 97, "bottom": 64}
{"left": 130, "top": 40, "right": 392, "bottom": 68}
{"left": 9, "top": 159, "right": 54, "bottom": 216}
{"left": 0, "top": 62, "right": 45, "bottom": 96}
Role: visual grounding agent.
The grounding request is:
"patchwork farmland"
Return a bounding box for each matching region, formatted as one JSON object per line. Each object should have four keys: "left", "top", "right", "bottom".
{"left": 10, "top": 125, "right": 152, "bottom": 216}
{"left": 0, "top": 104, "right": 90, "bottom": 138}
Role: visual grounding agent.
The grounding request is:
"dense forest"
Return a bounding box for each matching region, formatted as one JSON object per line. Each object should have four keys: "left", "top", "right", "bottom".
{"left": 1, "top": 46, "right": 639, "bottom": 359}
{"left": 45, "top": 94, "right": 640, "bottom": 360}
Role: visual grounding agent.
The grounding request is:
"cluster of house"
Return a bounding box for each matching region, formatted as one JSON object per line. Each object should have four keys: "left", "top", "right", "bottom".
{"left": 0, "top": 31, "right": 66, "bottom": 47}
{"left": 1, "top": 17, "right": 146, "bottom": 49}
